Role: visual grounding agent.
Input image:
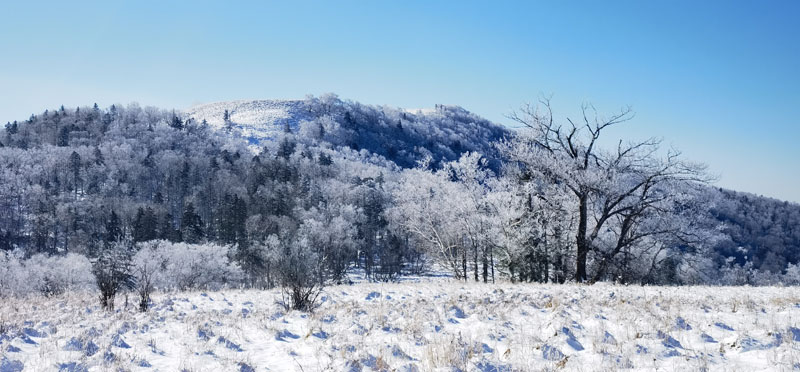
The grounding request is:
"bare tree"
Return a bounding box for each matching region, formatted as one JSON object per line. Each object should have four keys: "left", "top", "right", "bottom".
{"left": 505, "top": 98, "right": 713, "bottom": 283}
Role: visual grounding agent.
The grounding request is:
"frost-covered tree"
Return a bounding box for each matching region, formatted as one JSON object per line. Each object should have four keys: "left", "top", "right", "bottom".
{"left": 504, "top": 98, "right": 714, "bottom": 283}
{"left": 132, "top": 241, "right": 165, "bottom": 311}
{"left": 389, "top": 166, "right": 466, "bottom": 279}
{"left": 275, "top": 234, "right": 322, "bottom": 311}
{"left": 486, "top": 170, "right": 574, "bottom": 283}
{"left": 389, "top": 154, "right": 495, "bottom": 281}
{"left": 92, "top": 240, "right": 135, "bottom": 310}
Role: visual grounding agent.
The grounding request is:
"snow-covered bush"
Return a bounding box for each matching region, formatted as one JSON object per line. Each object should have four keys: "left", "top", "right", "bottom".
{"left": 132, "top": 242, "right": 165, "bottom": 311}
{"left": 275, "top": 238, "right": 322, "bottom": 312}
{"left": 0, "top": 251, "right": 93, "bottom": 297}
{"left": 0, "top": 251, "right": 28, "bottom": 297}
{"left": 783, "top": 263, "right": 800, "bottom": 285}
{"left": 93, "top": 241, "right": 136, "bottom": 310}
{"left": 27, "top": 253, "right": 95, "bottom": 296}
{"left": 133, "top": 241, "right": 242, "bottom": 293}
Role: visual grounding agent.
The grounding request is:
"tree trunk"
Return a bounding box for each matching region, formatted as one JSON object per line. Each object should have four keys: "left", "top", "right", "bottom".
{"left": 462, "top": 248, "right": 467, "bottom": 282}
{"left": 482, "top": 246, "right": 489, "bottom": 283}
{"left": 575, "top": 193, "right": 589, "bottom": 283}
{"left": 490, "top": 248, "right": 495, "bottom": 283}
{"left": 473, "top": 240, "right": 479, "bottom": 282}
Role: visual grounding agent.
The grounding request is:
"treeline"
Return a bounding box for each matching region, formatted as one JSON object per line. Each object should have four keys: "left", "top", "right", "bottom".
{"left": 1, "top": 96, "right": 799, "bottom": 309}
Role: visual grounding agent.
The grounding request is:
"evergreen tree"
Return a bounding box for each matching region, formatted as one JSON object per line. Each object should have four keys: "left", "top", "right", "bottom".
{"left": 105, "top": 210, "right": 122, "bottom": 245}
{"left": 5, "top": 121, "right": 17, "bottom": 135}
{"left": 93, "top": 147, "right": 105, "bottom": 165}
{"left": 57, "top": 126, "right": 70, "bottom": 146}
{"left": 170, "top": 113, "right": 184, "bottom": 130}
{"left": 69, "top": 151, "right": 81, "bottom": 196}
{"left": 181, "top": 203, "right": 204, "bottom": 244}
{"left": 160, "top": 213, "right": 182, "bottom": 242}
{"left": 318, "top": 153, "right": 333, "bottom": 166}
{"left": 223, "top": 109, "right": 232, "bottom": 132}
{"left": 278, "top": 137, "right": 296, "bottom": 159}
{"left": 132, "top": 207, "right": 158, "bottom": 243}
{"left": 218, "top": 194, "right": 248, "bottom": 247}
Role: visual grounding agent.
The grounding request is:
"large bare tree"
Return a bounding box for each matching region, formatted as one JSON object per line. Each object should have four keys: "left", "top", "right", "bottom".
{"left": 504, "top": 98, "right": 712, "bottom": 283}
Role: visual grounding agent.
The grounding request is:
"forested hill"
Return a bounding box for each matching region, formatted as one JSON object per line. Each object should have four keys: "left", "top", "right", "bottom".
{"left": 711, "top": 188, "right": 800, "bottom": 275}
{"left": 0, "top": 95, "right": 507, "bottom": 279}
{"left": 186, "top": 95, "right": 509, "bottom": 169}
{"left": 1, "top": 94, "right": 799, "bottom": 286}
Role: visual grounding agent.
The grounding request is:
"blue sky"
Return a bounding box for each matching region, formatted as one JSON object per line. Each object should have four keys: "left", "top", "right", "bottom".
{"left": 1, "top": 1, "right": 798, "bottom": 202}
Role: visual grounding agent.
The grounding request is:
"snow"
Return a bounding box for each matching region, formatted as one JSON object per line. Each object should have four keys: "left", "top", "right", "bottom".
{"left": 403, "top": 108, "right": 437, "bottom": 115}
{"left": 1, "top": 279, "right": 799, "bottom": 371}
{"left": 185, "top": 100, "right": 312, "bottom": 143}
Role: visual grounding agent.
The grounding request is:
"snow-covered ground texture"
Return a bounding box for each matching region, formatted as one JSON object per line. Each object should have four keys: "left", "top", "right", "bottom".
{"left": 2, "top": 281, "right": 800, "bottom": 371}
{"left": 186, "top": 100, "right": 312, "bottom": 144}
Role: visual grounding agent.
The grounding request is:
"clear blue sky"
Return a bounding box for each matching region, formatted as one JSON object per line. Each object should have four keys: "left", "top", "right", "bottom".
{"left": 1, "top": 1, "right": 798, "bottom": 202}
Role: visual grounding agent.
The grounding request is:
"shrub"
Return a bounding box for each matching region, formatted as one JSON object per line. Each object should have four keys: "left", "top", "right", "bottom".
{"left": 92, "top": 242, "right": 135, "bottom": 310}
{"left": 0, "top": 251, "right": 93, "bottom": 297}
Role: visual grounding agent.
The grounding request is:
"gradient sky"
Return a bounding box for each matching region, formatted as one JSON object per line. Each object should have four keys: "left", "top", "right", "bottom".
{"left": 1, "top": 1, "right": 798, "bottom": 202}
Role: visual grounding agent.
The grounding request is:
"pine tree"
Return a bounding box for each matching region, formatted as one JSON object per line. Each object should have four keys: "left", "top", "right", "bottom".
{"left": 218, "top": 194, "right": 247, "bottom": 247}
{"left": 69, "top": 151, "right": 82, "bottom": 197}
{"left": 57, "top": 126, "right": 70, "bottom": 146}
{"left": 105, "top": 210, "right": 122, "bottom": 245}
{"left": 181, "top": 203, "right": 204, "bottom": 244}
{"left": 5, "top": 121, "right": 17, "bottom": 135}
{"left": 223, "top": 109, "right": 232, "bottom": 132}
{"left": 277, "top": 137, "right": 296, "bottom": 160}
{"left": 170, "top": 112, "right": 184, "bottom": 130}
{"left": 93, "top": 147, "right": 105, "bottom": 165}
{"left": 160, "top": 212, "right": 182, "bottom": 242}
{"left": 133, "top": 207, "right": 158, "bottom": 243}
{"left": 318, "top": 153, "right": 333, "bottom": 166}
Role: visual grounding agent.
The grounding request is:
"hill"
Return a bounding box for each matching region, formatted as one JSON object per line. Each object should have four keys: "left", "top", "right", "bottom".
{"left": 0, "top": 95, "right": 799, "bottom": 286}
{"left": 185, "top": 95, "right": 509, "bottom": 169}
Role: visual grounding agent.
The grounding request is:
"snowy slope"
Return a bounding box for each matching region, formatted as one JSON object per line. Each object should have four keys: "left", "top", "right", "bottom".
{"left": 186, "top": 100, "right": 312, "bottom": 144}
{"left": 2, "top": 279, "right": 800, "bottom": 371}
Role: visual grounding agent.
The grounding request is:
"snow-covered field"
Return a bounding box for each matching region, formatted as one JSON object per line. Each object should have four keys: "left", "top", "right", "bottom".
{"left": 2, "top": 279, "right": 800, "bottom": 371}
